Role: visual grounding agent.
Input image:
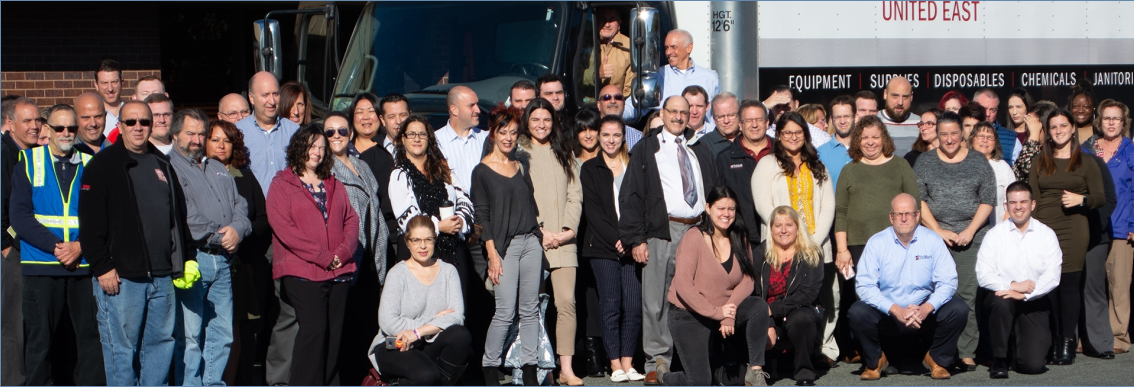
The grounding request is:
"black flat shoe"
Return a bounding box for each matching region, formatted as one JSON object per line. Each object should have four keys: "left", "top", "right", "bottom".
{"left": 1098, "top": 351, "right": 1115, "bottom": 360}
{"left": 989, "top": 358, "right": 1009, "bottom": 379}
{"left": 796, "top": 379, "right": 815, "bottom": 386}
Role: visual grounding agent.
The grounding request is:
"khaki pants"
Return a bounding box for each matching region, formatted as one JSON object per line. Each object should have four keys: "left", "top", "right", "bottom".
{"left": 1107, "top": 239, "right": 1134, "bottom": 351}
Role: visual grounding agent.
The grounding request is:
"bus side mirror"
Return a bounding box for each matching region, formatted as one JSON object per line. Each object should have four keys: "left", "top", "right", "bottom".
{"left": 630, "top": 7, "right": 661, "bottom": 111}
{"left": 253, "top": 19, "right": 283, "bottom": 80}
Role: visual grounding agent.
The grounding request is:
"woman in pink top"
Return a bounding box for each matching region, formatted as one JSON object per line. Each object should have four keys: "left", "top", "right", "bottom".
{"left": 267, "top": 125, "right": 359, "bottom": 386}
{"left": 659, "top": 186, "right": 773, "bottom": 386}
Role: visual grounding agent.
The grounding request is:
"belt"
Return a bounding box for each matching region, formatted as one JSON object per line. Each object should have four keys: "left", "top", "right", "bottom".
{"left": 198, "top": 247, "right": 228, "bottom": 256}
{"left": 668, "top": 215, "right": 700, "bottom": 225}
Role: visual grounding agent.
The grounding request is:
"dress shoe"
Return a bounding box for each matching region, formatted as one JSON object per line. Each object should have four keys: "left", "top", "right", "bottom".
{"left": 584, "top": 337, "right": 606, "bottom": 378}
{"left": 816, "top": 354, "right": 840, "bottom": 368}
{"left": 959, "top": 358, "right": 977, "bottom": 372}
{"left": 860, "top": 352, "right": 888, "bottom": 381}
{"left": 610, "top": 370, "right": 629, "bottom": 383}
{"left": 989, "top": 358, "right": 1009, "bottom": 379}
{"left": 643, "top": 371, "right": 659, "bottom": 386}
{"left": 558, "top": 374, "right": 584, "bottom": 386}
{"left": 1097, "top": 351, "right": 1115, "bottom": 360}
{"left": 1051, "top": 337, "right": 1076, "bottom": 365}
{"left": 795, "top": 379, "right": 815, "bottom": 386}
{"left": 924, "top": 353, "right": 951, "bottom": 379}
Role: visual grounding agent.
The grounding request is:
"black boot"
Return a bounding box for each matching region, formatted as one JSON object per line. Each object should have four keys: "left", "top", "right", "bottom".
{"left": 989, "top": 358, "right": 1009, "bottom": 379}
{"left": 585, "top": 337, "right": 606, "bottom": 377}
{"left": 522, "top": 364, "right": 540, "bottom": 386}
{"left": 1051, "top": 337, "right": 1075, "bottom": 365}
{"left": 437, "top": 359, "right": 468, "bottom": 386}
{"left": 483, "top": 367, "right": 501, "bottom": 386}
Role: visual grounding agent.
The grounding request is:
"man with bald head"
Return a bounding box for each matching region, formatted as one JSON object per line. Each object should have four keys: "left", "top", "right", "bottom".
{"left": 658, "top": 29, "right": 719, "bottom": 108}
{"left": 435, "top": 85, "right": 486, "bottom": 193}
{"left": 619, "top": 95, "right": 710, "bottom": 383}
{"left": 217, "top": 93, "right": 251, "bottom": 124}
{"left": 236, "top": 71, "right": 299, "bottom": 196}
{"left": 74, "top": 93, "right": 111, "bottom": 154}
{"left": 850, "top": 193, "right": 966, "bottom": 380}
{"left": 82, "top": 101, "right": 194, "bottom": 386}
{"left": 878, "top": 77, "right": 919, "bottom": 135}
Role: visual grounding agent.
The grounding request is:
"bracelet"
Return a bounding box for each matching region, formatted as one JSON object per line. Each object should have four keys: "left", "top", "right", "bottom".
{"left": 413, "top": 328, "right": 420, "bottom": 339}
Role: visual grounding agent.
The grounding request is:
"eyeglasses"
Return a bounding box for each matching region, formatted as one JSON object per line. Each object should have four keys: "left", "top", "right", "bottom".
{"left": 47, "top": 124, "right": 78, "bottom": 133}
{"left": 120, "top": 119, "right": 152, "bottom": 127}
{"left": 152, "top": 112, "right": 173, "bottom": 119}
{"left": 917, "top": 121, "right": 937, "bottom": 129}
{"left": 221, "top": 110, "right": 251, "bottom": 120}
{"left": 742, "top": 117, "right": 767, "bottom": 125}
{"left": 713, "top": 113, "right": 739, "bottom": 121}
{"left": 780, "top": 130, "right": 805, "bottom": 138}
{"left": 324, "top": 128, "right": 350, "bottom": 138}
{"left": 403, "top": 132, "right": 429, "bottom": 139}
{"left": 1102, "top": 117, "right": 1125, "bottom": 123}
{"left": 973, "top": 134, "right": 996, "bottom": 142}
{"left": 664, "top": 108, "right": 689, "bottom": 116}
{"left": 889, "top": 211, "right": 919, "bottom": 219}
{"left": 599, "top": 94, "right": 624, "bottom": 102}
{"left": 407, "top": 237, "right": 436, "bottom": 246}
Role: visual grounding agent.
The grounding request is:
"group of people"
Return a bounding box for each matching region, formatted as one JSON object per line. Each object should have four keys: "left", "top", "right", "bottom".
{"left": 1, "top": 20, "right": 1132, "bottom": 387}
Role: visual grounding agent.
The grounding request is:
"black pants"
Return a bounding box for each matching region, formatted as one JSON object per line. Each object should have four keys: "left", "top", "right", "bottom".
{"left": 372, "top": 325, "right": 472, "bottom": 385}
{"left": 665, "top": 296, "right": 769, "bottom": 386}
{"left": 848, "top": 297, "right": 968, "bottom": 369}
{"left": 835, "top": 245, "right": 865, "bottom": 358}
{"left": 1, "top": 251, "right": 25, "bottom": 386}
{"left": 985, "top": 295, "right": 1050, "bottom": 374}
{"left": 283, "top": 277, "right": 350, "bottom": 386}
{"left": 339, "top": 252, "right": 383, "bottom": 385}
{"left": 1051, "top": 271, "right": 1083, "bottom": 339}
{"left": 22, "top": 275, "right": 105, "bottom": 385}
{"left": 774, "top": 307, "right": 823, "bottom": 381}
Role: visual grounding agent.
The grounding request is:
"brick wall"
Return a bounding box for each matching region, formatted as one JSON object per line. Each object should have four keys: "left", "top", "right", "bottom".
{"left": 0, "top": 70, "right": 161, "bottom": 108}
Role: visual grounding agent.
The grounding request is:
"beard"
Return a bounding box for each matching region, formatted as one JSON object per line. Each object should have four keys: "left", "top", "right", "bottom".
{"left": 885, "top": 106, "right": 910, "bottom": 122}
{"left": 57, "top": 138, "right": 74, "bottom": 153}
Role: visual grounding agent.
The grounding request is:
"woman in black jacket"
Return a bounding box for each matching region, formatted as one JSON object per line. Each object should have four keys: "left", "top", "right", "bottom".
{"left": 754, "top": 206, "right": 825, "bottom": 386}
{"left": 580, "top": 115, "right": 644, "bottom": 383}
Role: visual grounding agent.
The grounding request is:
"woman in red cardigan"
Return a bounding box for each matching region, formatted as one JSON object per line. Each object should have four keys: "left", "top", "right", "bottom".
{"left": 267, "top": 125, "right": 360, "bottom": 386}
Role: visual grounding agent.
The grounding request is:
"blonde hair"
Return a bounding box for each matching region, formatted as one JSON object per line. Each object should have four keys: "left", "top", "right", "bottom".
{"left": 798, "top": 104, "right": 829, "bottom": 135}
{"left": 764, "top": 206, "right": 822, "bottom": 270}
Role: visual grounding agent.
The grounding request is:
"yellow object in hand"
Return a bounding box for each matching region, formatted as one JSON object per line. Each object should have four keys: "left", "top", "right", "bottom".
{"left": 173, "top": 261, "right": 202, "bottom": 289}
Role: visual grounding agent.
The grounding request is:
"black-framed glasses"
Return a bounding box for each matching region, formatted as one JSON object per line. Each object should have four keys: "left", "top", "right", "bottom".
{"left": 47, "top": 125, "right": 79, "bottom": 133}
{"left": 599, "top": 94, "right": 624, "bottom": 102}
{"left": 120, "top": 119, "right": 152, "bottom": 127}
{"left": 403, "top": 132, "right": 429, "bottom": 139}
{"left": 325, "top": 128, "right": 350, "bottom": 138}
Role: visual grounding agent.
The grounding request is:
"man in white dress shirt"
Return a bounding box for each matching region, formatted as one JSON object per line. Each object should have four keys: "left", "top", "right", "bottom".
{"left": 976, "top": 181, "right": 1061, "bottom": 378}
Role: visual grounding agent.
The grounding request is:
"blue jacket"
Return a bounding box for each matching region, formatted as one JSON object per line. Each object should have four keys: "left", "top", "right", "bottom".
{"left": 10, "top": 147, "right": 91, "bottom": 276}
{"left": 1084, "top": 136, "right": 1134, "bottom": 239}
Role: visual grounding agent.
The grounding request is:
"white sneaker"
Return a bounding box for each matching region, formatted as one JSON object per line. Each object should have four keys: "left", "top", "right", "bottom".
{"left": 610, "top": 370, "right": 629, "bottom": 383}
{"left": 625, "top": 368, "right": 646, "bottom": 381}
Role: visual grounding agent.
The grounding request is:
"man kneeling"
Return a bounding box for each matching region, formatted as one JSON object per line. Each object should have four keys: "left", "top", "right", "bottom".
{"left": 849, "top": 193, "right": 968, "bottom": 380}
{"left": 976, "top": 182, "right": 1060, "bottom": 378}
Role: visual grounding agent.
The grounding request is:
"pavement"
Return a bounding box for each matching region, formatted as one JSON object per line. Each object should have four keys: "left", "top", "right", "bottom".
{"left": 573, "top": 352, "right": 1134, "bottom": 386}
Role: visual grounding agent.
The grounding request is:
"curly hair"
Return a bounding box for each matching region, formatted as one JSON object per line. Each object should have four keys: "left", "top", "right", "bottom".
{"left": 847, "top": 115, "right": 896, "bottom": 162}
{"left": 208, "top": 120, "right": 250, "bottom": 168}
{"left": 286, "top": 124, "right": 333, "bottom": 180}
{"left": 772, "top": 111, "right": 828, "bottom": 184}
{"left": 395, "top": 115, "right": 452, "bottom": 185}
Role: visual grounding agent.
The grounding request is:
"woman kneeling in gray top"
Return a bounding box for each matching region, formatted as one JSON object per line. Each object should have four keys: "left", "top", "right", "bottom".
{"left": 370, "top": 215, "right": 470, "bottom": 385}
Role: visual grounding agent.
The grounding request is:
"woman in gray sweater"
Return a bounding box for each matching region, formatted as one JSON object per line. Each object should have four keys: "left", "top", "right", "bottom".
{"left": 369, "top": 216, "right": 469, "bottom": 385}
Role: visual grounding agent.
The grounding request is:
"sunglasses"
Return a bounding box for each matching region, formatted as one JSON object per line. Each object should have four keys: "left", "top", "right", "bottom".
{"left": 47, "top": 125, "right": 79, "bottom": 133}
{"left": 599, "top": 94, "right": 624, "bottom": 102}
{"left": 121, "top": 119, "right": 152, "bottom": 127}
{"left": 325, "top": 128, "right": 350, "bottom": 138}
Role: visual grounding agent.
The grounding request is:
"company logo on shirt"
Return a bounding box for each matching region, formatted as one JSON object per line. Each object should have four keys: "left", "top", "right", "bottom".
{"left": 155, "top": 169, "right": 167, "bottom": 183}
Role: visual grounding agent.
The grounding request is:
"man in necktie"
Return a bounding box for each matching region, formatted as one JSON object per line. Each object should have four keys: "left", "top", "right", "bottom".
{"left": 618, "top": 95, "right": 708, "bottom": 384}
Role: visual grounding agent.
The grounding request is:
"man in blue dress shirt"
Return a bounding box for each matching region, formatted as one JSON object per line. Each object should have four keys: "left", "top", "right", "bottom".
{"left": 849, "top": 193, "right": 968, "bottom": 380}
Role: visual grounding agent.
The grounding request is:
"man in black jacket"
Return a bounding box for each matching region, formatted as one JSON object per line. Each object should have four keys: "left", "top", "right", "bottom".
{"left": 1, "top": 97, "right": 40, "bottom": 386}
{"left": 618, "top": 95, "right": 712, "bottom": 384}
{"left": 715, "top": 100, "right": 772, "bottom": 249}
{"left": 79, "top": 101, "right": 194, "bottom": 386}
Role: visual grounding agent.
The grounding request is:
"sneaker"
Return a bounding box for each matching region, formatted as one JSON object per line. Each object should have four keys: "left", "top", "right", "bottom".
{"left": 610, "top": 370, "right": 629, "bottom": 383}
{"left": 745, "top": 368, "right": 770, "bottom": 386}
{"left": 626, "top": 368, "right": 646, "bottom": 381}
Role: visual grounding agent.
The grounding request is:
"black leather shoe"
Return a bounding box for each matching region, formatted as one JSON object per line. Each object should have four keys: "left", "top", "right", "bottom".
{"left": 796, "top": 379, "right": 816, "bottom": 386}
{"left": 584, "top": 337, "right": 607, "bottom": 377}
{"left": 1098, "top": 351, "right": 1116, "bottom": 360}
{"left": 1051, "top": 338, "right": 1076, "bottom": 365}
{"left": 989, "top": 358, "right": 1009, "bottom": 379}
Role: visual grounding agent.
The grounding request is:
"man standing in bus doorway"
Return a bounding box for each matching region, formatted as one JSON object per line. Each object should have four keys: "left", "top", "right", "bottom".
{"left": 583, "top": 7, "right": 636, "bottom": 98}
{"left": 878, "top": 77, "right": 919, "bottom": 136}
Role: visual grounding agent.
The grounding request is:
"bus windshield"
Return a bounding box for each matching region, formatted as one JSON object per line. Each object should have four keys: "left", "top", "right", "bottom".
{"left": 332, "top": 1, "right": 564, "bottom": 117}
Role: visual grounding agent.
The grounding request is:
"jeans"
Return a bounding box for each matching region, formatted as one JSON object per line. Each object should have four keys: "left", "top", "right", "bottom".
{"left": 664, "top": 296, "right": 769, "bottom": 386}
{"left": 175, "top": 251, "right": 234, "bottom": 386}
{"left": 92, "top": 275, "right": 177, "bottom": 386}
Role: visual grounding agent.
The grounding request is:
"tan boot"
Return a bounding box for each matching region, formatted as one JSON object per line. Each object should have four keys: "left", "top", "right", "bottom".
{"left": 924, "top": 353, "right": 951, "bottom": 379}
{"left": 860, "top": 352, "right": 888, "bottom": 381}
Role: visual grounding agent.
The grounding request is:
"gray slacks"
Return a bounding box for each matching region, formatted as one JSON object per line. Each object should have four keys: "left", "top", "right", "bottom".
{"left": 642, "top": 220, "right": 695, "bottom": 372}
{"left": 1081, "top": 242, "right": 1114, "bottom": 354}
{"left": 265, "top": 245, "right": 298, "bottom": 386}
{"left": 482, "top": 234, "right": 543, "bottom": 367}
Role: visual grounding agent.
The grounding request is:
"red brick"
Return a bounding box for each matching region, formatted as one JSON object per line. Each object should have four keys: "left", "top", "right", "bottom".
{"left": 63, "top": 89, "right": 82, "bottom": 97}
{"left": 45, "top": 89, "right": 63, "bottom": 97}
{"left": 26, "top": 89, "right": 44, "bottom": 97}
{"left": 8, "top": 73, "right": 26, "bottom": 81}
{"left": 35, "top": 81, "right": 54, "bottom": 89}
{"left": 17, "top": 81, "right": 35, "bottom": 89}
{"left": 36, "top": 98, "right": 55, "bottom": 106}
{"left": 53, "top": 81, "right": 72, "bottom": 88}
{"left": 63, "top": 72, "right": 82, "bottom": 80}
{"left": 44, "top": 72, "right": 63, "bottom": 80}
{"left": 123, "top": 71, "right": 138, "bottom": 79}
{"left": 82, "top": 72, "right": 95, "bottom": 80}
{"left": 6, "top": 90, "right": 25, "bottom": 97}
{"left": 25, "top": 72, "right": 44, "bottom": 80}
{"left": 1, "top": 81, "right": 14, "bottom": 90}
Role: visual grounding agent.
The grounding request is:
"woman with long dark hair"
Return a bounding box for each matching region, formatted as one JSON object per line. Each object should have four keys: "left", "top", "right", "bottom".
{"left": 1004, "top": 88, "right": 1036, "bottom": 146}
{"left": 1028, "top": 108, "right": 1106, "bottom": 365}
{"left": 905, "top": 108, "right": 942, "bottom": 167}
{"left": 518, "top": 98, "right": 584, "bottom": 385}
{"left": 658, "top": 186, "right": 772, "bottom": 386}
{"left": 267, "top": 125, "right": 360, "bottom": 385}
{"left": 349, "top": 92, "right": 383, "bottom": 154}
{"left": 388, "top": 115, "right": 474, "bottom": 287}
{"left": 1013, "top": 101, "right": 1059, "bottom": 182}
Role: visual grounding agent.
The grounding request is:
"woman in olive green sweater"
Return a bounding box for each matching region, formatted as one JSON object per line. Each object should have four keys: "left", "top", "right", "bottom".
{"left": 832, "top": 116, "right": 920, "bottom": 358}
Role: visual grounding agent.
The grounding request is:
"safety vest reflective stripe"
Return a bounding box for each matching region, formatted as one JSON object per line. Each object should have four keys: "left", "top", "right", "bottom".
{"left": 34, "top": 215, "right": 79, "bottom": 229}
{"left": 21, "top": 261, "right": 89, "bottom": 267}
{"left": 31, "top": 148, "right": 45, "bottom": 187}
